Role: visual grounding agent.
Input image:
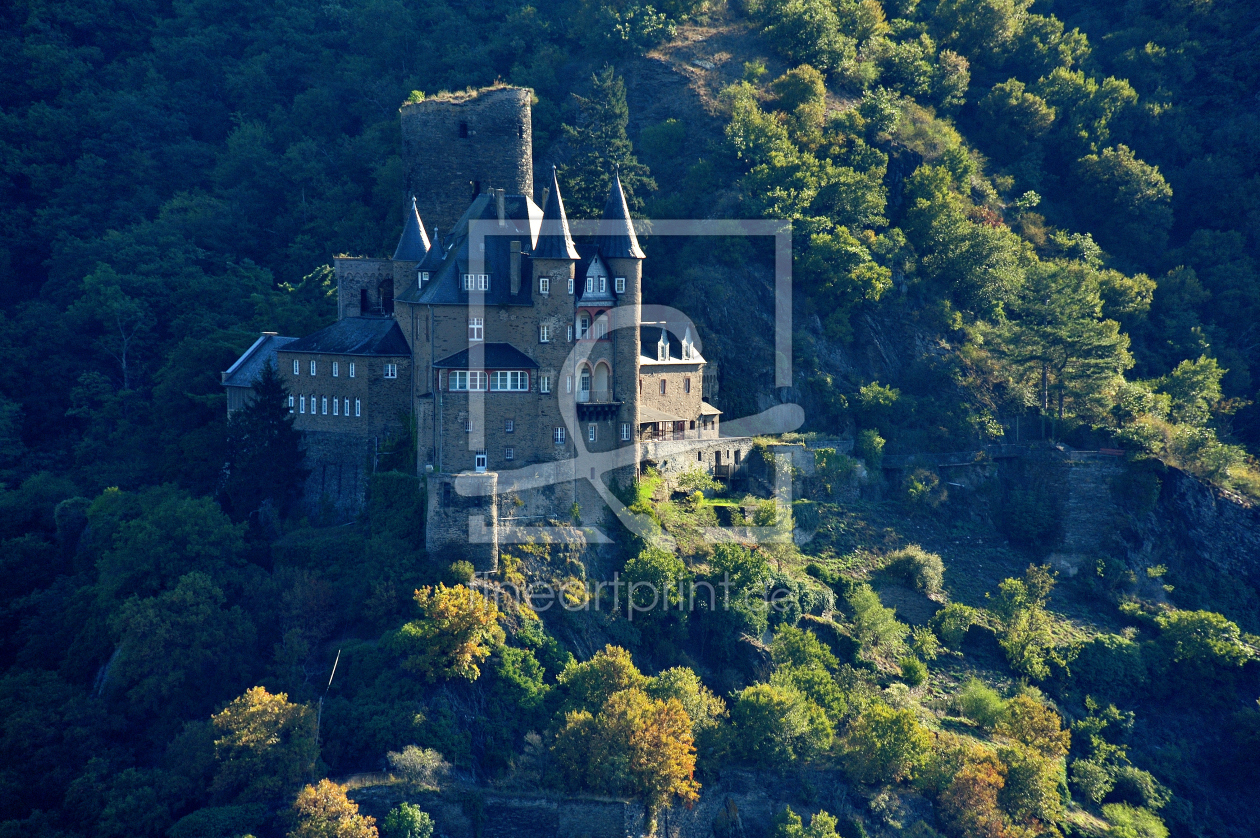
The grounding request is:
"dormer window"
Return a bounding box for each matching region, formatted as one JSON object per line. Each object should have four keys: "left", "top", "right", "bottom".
{"left": 463, "top": 274, "right": 474, "bottom": 290}
{"left": 657, "top": 332, "right": 668, "bottom": 361}
{"left": 681, "top": 328, "right": 693, "bottom": 361}
{"left": 585, "top": 277, "right": 594, "bottom": 294}
{"left": 418, "top": 271, "right": 429, "bottom": 287}
{"left": 599, "top": 277, "right": 607, "bottom": 293}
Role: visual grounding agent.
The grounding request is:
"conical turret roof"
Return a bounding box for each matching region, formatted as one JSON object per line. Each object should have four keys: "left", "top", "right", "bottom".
{"left": 596, "top": 169, "right": 645, "bottom": 260}
{"left": 392, "top": 196, "right": 431, "bottom": 262}
{"left": 533, "top": 166, "right": 580, "bottom": 260}
{"left": 418, "top": 226, "right": 444, "bottom": 272}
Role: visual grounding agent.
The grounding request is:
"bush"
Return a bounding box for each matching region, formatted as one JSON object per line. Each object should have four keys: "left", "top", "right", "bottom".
{"left": 844, "top": 702, "right": 932, "bottom": 784}
{"left": 1071, "top": 758, "right": 1115, "bottom": 804}
{"left": 1071, "top": 634, "right": 1147, "bottom": 701}
{"left": 1110, "top": 766, "right": 1171, "bottom": 811}
{"left": 899, "top": 657, "right": 928, "bottom": 687}
{"left": 856, "top": 429, "right": 885, "bottom": 470}
{"left": 1101, "top": 803, "right": 1168, "bottom": 838}
{"left": 930, "top": 603, "right": 978, "bottom": 649}
{"left": 384, "top": 803, "right": 434, "bottom": 838}
{"left": 885, "top": 545, "right": 945, "bottom": 595}
{"left": 387, "top": 746, "right": 450, "bottom": 789}
{"left": 955, "top": 678, "right": 1005, "bottom": 729}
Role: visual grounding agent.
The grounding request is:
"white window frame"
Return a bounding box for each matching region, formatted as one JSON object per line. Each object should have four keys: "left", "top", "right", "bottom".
{"left": 466, "top": 419, "right": 474, "bottom": 433}
{"left": 332, "top": 361, "right": 339, "bottom": 377}
{"left": 489, "top": 371, "right": 529, "bottom": 391}
{"left": 588, "top": 424, "right": 597, "bottom": 442}
{"left": 349, "top": 362, "right": 355, "bottom": 378}
{"left": 321, "top": 396, "right": 328, "bottom": 415}
{"left": 288, "top": 395, "right": 294, "bottom": 413}
{"left": 477, "top": 274, "right": 489, "bottom": 291}
{"left": 505, "top": 446, "right": 514, "bottom": 461}
{"left": 333, "top": 397, "right": 339, "bottom": 416}
{"left": 505, "top": 419, "right": 514, "bottom": 433}
{"left": 540, "top": 375, "right": 551, "bottom": 394}
{"left": 539, "top": 276, "right": 550, "bottom": 295}
{"left": 599, "top": 277, "right": 606, "bottom": 293}
{"left": 585, "top": 277, "right": 593, "bottom": 293}
{"left": 300, "top": 395, "right": 306, "bottom": 414}
{"left": 567, "top": 325, "right": 573, "bottom": 342}
{"left": 310, "top": 360, "right": 317, "bottom": 376}
{"left": 343, "top": 397, "right": 349, "bottom": 416}
{"left": 566, "top": 375, "right": 573, "bottom": 393}
{"left": 468, "top": 318, "right": 484, "bottom": 341}
{"left": 567, "top": 277, "right": 574, "bottom": 295}
{"left": 540, "top": 324, "right": 550, "bottom": 343}
{"left": 355, "top": 398, "right": 361, "bottom": 417}
{"left": 463, "top": 274, "right": 474, "bottom": 290}
{"left": 579, "top": 314, "right": 589, "bottom": 339}
{"left": 621, "top": 422, "right": 630, "bottom": 441}
{"left": 554, "top": 426, "right": 566, "bottom": 444}
{"left": 615, "top": 276, "right": 625, "bottom": 293}
{"left": 384, "top": 363, "right": 398, "bottom": 379}
{"left": 293, "top": 359, "right": 300, "bottom": 375}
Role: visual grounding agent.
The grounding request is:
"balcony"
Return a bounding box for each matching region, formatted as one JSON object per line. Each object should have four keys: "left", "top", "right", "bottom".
{"left": 576, "top": 388, "right": 614, "bottom": 404}
{"left": 639, "top": 427, "right": 720, "bottom": 442}
{"left": 575, "top": 388, "right": 621, "bottom": 420}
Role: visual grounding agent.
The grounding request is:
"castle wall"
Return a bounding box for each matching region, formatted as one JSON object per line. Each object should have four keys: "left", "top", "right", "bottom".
{"left": 400, "top": 87, "right": 533, "bottom": 233}
{"left": 638, "top": 360, "right": 705, "bottom": 429}
{"left": 278, "top": 350, "right": 412, "bottom": 440}
{"left": 426, "top": 472, "right": 499, "bottom": 571}
{"left": 300, "top": 431, "right": 375, "bottom": 520}
{"left": 335, "top": 257, "right": 392, "bottom": 319}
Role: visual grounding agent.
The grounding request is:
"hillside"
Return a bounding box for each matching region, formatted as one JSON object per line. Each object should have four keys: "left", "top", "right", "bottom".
{"left": 2, "top": 2, "right": 1260, "bottom": 838}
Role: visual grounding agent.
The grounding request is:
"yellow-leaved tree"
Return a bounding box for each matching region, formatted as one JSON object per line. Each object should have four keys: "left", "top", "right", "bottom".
{"left": 393, "top": 583, "right": 504, "bottom": 682}
{"left": 211, "top": 686, "right": 317, "bottom": 803}
{"left": 289, "top": 779, "right": 377, "bottom": 838}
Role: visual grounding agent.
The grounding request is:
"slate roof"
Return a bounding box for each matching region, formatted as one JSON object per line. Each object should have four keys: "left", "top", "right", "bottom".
{"left": 596, "top": 171, "right": 645, "bottom": 260}
{"left": 392, "top": 197, "right": 431, "bottom": 262}
{"left": 222, "top": 333, "right": 298, "bottom": 387}
{"left": 396, "top": 191, "right": 543, "bottom": 308}
{"left": 577, "top": 251, "right": 617, "bottom": 305}
{"left": 418, "top": 226, "right": 445, "bottom": 272}
{"left": 639, "top": 325, "right": 705, "bottom": 364}
{"left": 281, "top": 317, "right": 410, "bottom": 356}
{"left": 533, "top": 166, "right": 579, "bottom": 260}
{"left": 432, "top": 342, "right": 539, "bottom": 370}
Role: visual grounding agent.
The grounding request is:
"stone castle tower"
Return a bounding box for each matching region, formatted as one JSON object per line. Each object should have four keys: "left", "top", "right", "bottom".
{"left": 400, "top": 86, "right": 533, "bottom": 233}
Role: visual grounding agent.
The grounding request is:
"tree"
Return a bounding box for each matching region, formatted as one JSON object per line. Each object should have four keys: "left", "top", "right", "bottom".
{"left": 999, "top": 261, "right": 1133, "bottom": 421}
{"left": 756, "top": 0, "right": 858, "bottom": 78}
{"left": 558, "top": 645, "right": 649, "bottom": 713}
{"left": 558, "top": 66, "right": 655, "bottom": 218}
{"left": 770, "top": 625, "right": 839, "bottom": 671}
{"left": 995, "top": 694, "right": 1070, "bottom": 759}
{"left": 843, "top": 702, "right": 931, "bottom": 784}
{"left": 289, "top": 779, "right": 377, "bottom": 838}
{"left": 936, "top": 746, "right": 1012, "bottom": 838}
{"left": 220, "top": 362, "right": 307, "bottom": 526}
{"left": 976, "top": 80, "right": 1056, "bottom": 163}
{"left": 998, "top": 744, "right": 1064, "bottom": 826}
{"left": 989, "top": 565, "right": 1062, "bottom": 680}
{"left": 1100, "top": 803, "right": 1168, "bottom": 838}
{"left": 393, "top": 584, "right": 505, "bottom": 682}
{"left": 730, "top": 683, "right": 833, "bottom": 766}
{"left": 847, "top": 583, "right": 908, "bottom": 657}
{"left": 1157, "top": 356, "right": 1225, "bottom": 426}
{"left": 1072, "top": 146, "right": 1173, "bottom": 264}
{"left": 211, "top": 686, "right": 317, "bottom": 803}
{"left": 1155, "top": 609, "right": 1250, "bottom": 668}
{"left": 770, "top": 806, "right": 841, "bottom": 838}
{"left": 383, "top": 803, "right": 433, "bottom": 838}
{"left": 646, "top": 667, "right": 728, "bottom": 741}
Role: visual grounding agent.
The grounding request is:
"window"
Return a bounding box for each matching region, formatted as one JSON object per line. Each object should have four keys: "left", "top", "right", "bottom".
{"left": 657, "top": 334, "right": 668, "bottom": 361}
{"left": 585, "top": 277, "right": 593, "bottom": 293}
{"left": 539, "top": 324, "right": 550, "bottom": 343}
{"left": 333, "top": 398, "right": 339, "bottom": 416}
{"left": 615, "top": 276, "right": 626, "bottom": 293}
{"left": 588, "top": 424, "right": 597, "bottom": 442}
{"left": 639, "top": 377, "right": 643, "bottom": 394}
{"left": 300, "top": 395, "right": 306, "bottom": 414}
{"left": 419, "top": 270, "right": 429, "bottom": 286}
{"left": 504, "top": 447, "right": 514, "bottom": 460}
{"left": 449, "top": 371, "right": 487, "bottom": 390}
{"left": 344, "top": 398, "right": 349, "bottom": 417}
{"left": 566, "top": 375, "right": 573, "bottom": 393}
{"left": 567, "top": 277, "right": 574, "bottom": 295}
{"left": 349, "top": 362, "right": 355, "bottom": 378}
{"left": 463, "top": 274, "right": 474, "bottom": 290}
{"left": 684, "top": 377, "right": 691, "bottom": 393}
{"left": 475, "top": 451, "right": 487, "bottom": 472}
{"left": 288, "top": 395, "right": 294, "bottom": 412}
{"left": 554, "top": 426, "right": 565, "bottom": 444}
{"left": 539, "top": 276, "right": 550, "bottom": 295}
{"left": 505, "top": 419, "right": 514, "bottom": 433}
{"left": 293, "top": 359, "right": 300, "bottom": 375}
{"left": 384, "top": 363, "right": 398, "bottom": 379}
{"left": 660, "top": 379, "right": 667, "bottom": 395}
{"left": 690, "top": 420, "right": 696, "bottom": 430}
{"left": 332, "top": 362, "right": 339, "bottom": 377}
{"left": 579, "top": 369, "right": 591, "bottom": 393}
{"left": 355, "top": 398, "right": 360, "bottom": 417}
{"left": 465, "top": 419, "right": 474, "bottom": 433}
{"left": 567, "top": 325, "right": 573, "bottom": 342}
{"left": 540, "top": 375, "right": 551, "bottom": 394}
{"left": 468, "top": 318, "right": 484, "bottom": 341}
{"left": 310, "top": 360, "right": 317, "bottom": 376}
{"left": 490, "top": 371, "right": 528, "bottom": 391}
{"left": 477, "top": 274, "right": 489, "bottom": 291}
{"left": 596, "top": 318, "right": 606, "bottom": 339}
{"left": 321, "top": 396, "right": 328, "bottom": 415}
{"left": 599, "top": 277, "right": 607, "bottom": 293}
{"left": 621, "top": 422, "right": 630, "bottom": 441}
{"left": 579, "top": 315, "right": 589, "bottom": 339}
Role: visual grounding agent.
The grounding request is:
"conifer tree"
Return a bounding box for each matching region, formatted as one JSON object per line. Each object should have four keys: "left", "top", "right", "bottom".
{"left": 559, "top": 65, "right": 656, "bottom": 218}
{"left": 221, "top": 362, "right": 307, "bottom": 527}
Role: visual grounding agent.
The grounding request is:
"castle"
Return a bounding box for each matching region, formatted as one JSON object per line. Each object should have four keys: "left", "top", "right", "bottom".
{"left": 223, "top": 86, "right": 751, "bottom": 566}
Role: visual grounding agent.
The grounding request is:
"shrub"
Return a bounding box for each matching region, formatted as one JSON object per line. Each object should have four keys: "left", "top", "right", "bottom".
{"left": 1110, "top": 766, "right": 1171, "bottom": 811}
{"left": 885, "top": 545, "right": 945, "bottom": 595}
{"left": 386, "top": 746, "right": 450, "bottom": 789}
{"left": 1071, "top": 634, "right": 1147, "bottom": 701}
{"left": 843, "top": 703, "right": 932, "bottom": 784}
{"left": 731, "top": 683, "right": 834, "bottom": 765}
{"left": 856, "top": 429, "right": 885, "bottom": 470}
{"left": 383, "top": 803, "right": 433, "bottom": 838}
{"left": 847, "top": 584, "right": 909, "bottom": 656}
{"left": 955, "top": 678, "right": 1005, "bottom": 729}
{"left": 901, "top": 469, "right": 946, "bottom": 513}
{"left": 1100, "top": 803, "right": 1168, "bottom": 838}
{"left": 931, "top": 603, "right": 978, "bottom": 649}
{"left": 1071, "top": 758, "right": 1115, "bottom": 804}
{"left": 899, "top": 657, "right": 928, "bottom": 687}
{"left": 910, "top": 626, "right": 940, "bottom": 660}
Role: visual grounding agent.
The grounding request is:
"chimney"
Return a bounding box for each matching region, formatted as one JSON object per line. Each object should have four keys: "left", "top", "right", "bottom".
{"left": 495, "top": 188, "right": 506, "bottom": 226}
{"left": 510, "top": 240, "right": 521, "bottom": 295}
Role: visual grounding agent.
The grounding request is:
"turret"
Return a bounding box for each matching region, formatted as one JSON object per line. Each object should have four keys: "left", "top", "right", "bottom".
{"left": 598, "top": 171, "right": 643, "bottom": 464}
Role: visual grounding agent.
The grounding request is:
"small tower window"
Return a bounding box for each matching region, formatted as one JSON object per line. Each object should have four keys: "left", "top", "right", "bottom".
{"left": 599, "top": 277, "right": 606, "bottom": 293}
{"left": 332, "top": 398, "right": 339, "bottom": 416}
{"left": 288, "top": 395, "right": 294, "bottom": 412}
{"left": 660, "top": 379, "right": 667, "bottom": 395}
{"left": 554, "top": 427, "right": 566, "bottom": 444}
{"left": 332, "top": 362, "right": 339, "bottom": 377}
{"left": 355, "top": 398, "right": 361, "bottom": 417}
{"left": 344, "top": 398, "right": 349, "bottom": 416}
{"left": 459, "top": 121, "right": 468, "bottom": 138}
{"left": 615, "top": 276, "right": 626, "bottom": 293}
{"left": 300, "top": 395, "right": 306, "bottom": 414}
{"left": 505, "top": 419, "right": 514, "bottom": 433}
{"left": 349, "top": 362, "right": 355, "bottom": 378}
{"left": 621, "top": 423, "right": 630, "bottom": 441}
{"left": 540, "top": 324, "right": 550, "bottom": 343}
{"left": 684, "top": 377, "right": 691, "bottom": 393}
{"left": 539, "top": 276, "right": 550, "bottom": 295}
{"left": 293, "top": 359, "right": 300, "bottom": 375}
{"left": 469, "top": 318, "right": 484, "bottom": 341}
{"left": 310, "top": 360, "right": 317, "bottom": 376}
{"left": 321, "top": 396, "right": 328, "bottom": 415}
{"left": 540, "top": 375, "right": 551, "bottom": 394}
{"left": 567, "top": 277, "right": 574, "bottom": 295}
{"left": 588, "top": 424, "right": 597, "bottom": 442}
{"left": 505, "top": 446, "right": 514, "bottom": 460}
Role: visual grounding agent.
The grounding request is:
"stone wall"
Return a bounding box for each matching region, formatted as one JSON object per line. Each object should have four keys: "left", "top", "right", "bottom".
{"left": 336, "top": 257, "right": 392, "bottom": 319}
{"left": 278, "top": 350, "right": 412, "bottom": 442}
{"left": 426, "top": 471, "right": 499, "bottom": 571}
{"left": 638, "top": 361, "right": 705, "bottom": 429}
{"left": 301, "top": 431, "right": 375, "bottom": 519}
{"left": 400, "top": 87, "right": 533, "bottom": 233}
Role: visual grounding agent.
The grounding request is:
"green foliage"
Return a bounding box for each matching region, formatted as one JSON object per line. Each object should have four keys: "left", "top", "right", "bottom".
{"left": 770, "top": 806, "right": 841, "bottom": 838}
{"left": 931, "top": 603, "right": 979, "bottom": 649}
{"left": 383, "top": 803, "right": 433, "bottom": 838}
{"left": 770, "top": 625, "right": 840, "bottom": 672}
{"left": 752, "top": 0, "right": 859, "bottom": 78}
{"left": 1072, "top": 146, "right": 1173, "bottom": 263}
{"left": 989, "top": 565, "right": 1062, "bottom": 680}
{"left": 898, "top": 657, "right": 927, "bottom": 687}
{"left": 1110, "top": 766, "right": 1171, "bottom": 811}
{"left": 847, "top": 584, "right": 909, "bottom": 657}
{"left": 885, "top": 545, "right": 945, "bottom": 594}
{"left": 1154, "top": 609, "right": 1250, "bottom": 668}
{"left": 856, "top": 429, "right": 885, "bottom": 470}
{"left": 210, "top": 687, "right": 316, "bottom": 804}
{"left": 559, "top": 66, "right": 655, "bottom": 218}
{"left": 1100, "top": 803, "right": 1168, "bottom": 838}
{"left": 393, "top": 584, "right": 505, "bottom": 682}
{"left": 221, "top": 363, "right": 307, "bottom": 528}
{"left": 1071, "top": 758, "right": 1115, "bottom": 804}
{"left": 386, "top": 746, "right": 449, "bottom": 790}
{"left": 1070, "top": 634, "right": 1148, "bottom": 701}
{"left": 730, "top": 683, "right": 834, "bottom": 765}
{"left": 843, "top": 701, "right": 931, "bottom": 783}
{"left": 558, "top": 645, "right": 649, "bottom": 714}
{"left": 955, "top": 678, "right": 1006, "bottom": 729}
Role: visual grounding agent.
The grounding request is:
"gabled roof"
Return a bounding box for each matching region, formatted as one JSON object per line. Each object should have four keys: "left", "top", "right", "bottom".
{"left": 281, "top": 317, "right": 410, "bottom": 357}
{"left": 222, "top": 333, "right": 298, "bottom": 388}
{"left": 393, "top": 197, "right": 431, "bottom": 262}
{"left": 596, "top": 171, "right": 645, "bottom": 260}
{"left": 640, "top": 325, "right": 705, "bottom": 365}
{"left": 396, "top": 191, "right": 542, "bottom": 308}
{"left": 432, "top": 342, "right": 539, "bottom": 370}
{"left": 578, "top": 252, "right": 617, "bottom": 304}
{"left": 533, "top": 166, "right": 579, "bottom": 260}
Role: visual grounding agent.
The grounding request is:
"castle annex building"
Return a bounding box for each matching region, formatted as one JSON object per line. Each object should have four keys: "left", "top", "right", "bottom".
{"left": 224, "top": 85, "right": 746, "bottom": 560}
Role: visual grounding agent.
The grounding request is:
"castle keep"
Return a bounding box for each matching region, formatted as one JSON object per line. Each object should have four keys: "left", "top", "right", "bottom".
{"left": 223, "top": 86, "right": 746, "bottom": 566}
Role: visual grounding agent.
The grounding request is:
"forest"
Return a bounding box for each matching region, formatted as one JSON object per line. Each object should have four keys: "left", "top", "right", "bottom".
{"left": 1, "top": 0, "right": 1259, "bottom": 837}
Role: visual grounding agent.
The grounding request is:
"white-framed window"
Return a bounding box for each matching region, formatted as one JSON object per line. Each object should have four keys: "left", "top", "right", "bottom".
{"left": 540, "top": 375, "right": 551, "bottom": 394}
{"left": 466, "top": 419, "right": 474, "bottom": 433}
{"left": 658, "top": 334, "right": 668, "bottom": 361}
{"left": 579, "top": 314, "right": 589, "bottom": 339}
{"left": 684, "top": 377, "right": 691, "bottom": 393}
{"left": 615, "top": 276, "right": 626, "bottom": 293}
{"left": 567, "top": 325, "right": 573, "bottom": 342}
{"left": 475, "top": 450, "right": 487, "bottom": 472}
{"left": 293, "top": 359, "right": 300, "bottom": 375}
{"left": 333, "top": 398, "right": 339, "bottom": 416}
{"left": 349, "top": 362, "right": 355, "bottom": 378}
{"left": 585, "top": 277, "right": 594, "bottom": 293}
{"left": 384, "top": 363, "right": 398, "bottom": 379}
{"left": 621, "top": 422, "right": 631, "bottom": 441}
{"left": 580, "top": 368, "right": 591, "bottom": 393}
{"left": 419, "top": 271, "right": 429, "bottom": 286}
{"left": 300, "top": 395, "right": 306, "bottom": 414}
{"left": 355, "top": 398, "right": 361, "bottom": 417}
{"left": 599, "top": 277, "right": 606, "bottom": 293}
{"left": 489, "top": 371, "right": 528, "bottom": 391}
{"left": 463, "top": 274, "right": 474, "bottom": 290}
{"left": 288, "top": 395, "right": 294, "bottom": 412}
{"left": 321, "top": 396, "right": 328, "bottom": 415}
{"left": 660, "top": 379, "right": 667, "bottom": 395}
{"left": 505, "top": 446, "right": 514, "bottom": 460}
{"left": 566, "top": 375, "right": 573, "bottom": 393}
{"left": 332, "top": 361, "right": 339, "bottom": 377}
{"left": 596, "top": 318, "right": 606, "bottom": 339}
{"left": 505, "top": 419, "right": 514, "bottom": 433}
{"left": 468, "top": 318, "right": 483, "bottom": 341}
{"left": 554, "top": 426, "right": 566, "bottom": 444}
{"left": 539, "top": 276, "right": 550, "bottom": 295}
{"left": 540, "top": 324, "right": 550, "bottom": 343}
{"left": 449, "top": 371, "right": 487, "bottom": 391}
{"left": 477, "top": 274, "right": 489, "bottom": 290}
{"left": 343, "top": 398, "right": 349, "bottom": 416}
{"left": 567, "top": 277, "right": 574, "bottom": 295}
{"left": 588, "top": 424, "right": 597, "bottom": 442}
{"left": 310, "top": 360, "right": 317, "bottom": 376}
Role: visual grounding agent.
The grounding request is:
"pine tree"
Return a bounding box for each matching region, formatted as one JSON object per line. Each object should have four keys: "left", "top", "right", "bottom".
{"left": 221, "top": 362, "right": 307, "bottom": 527}
{"left": 559, "top": 65, "right": 656, "bottom": 219}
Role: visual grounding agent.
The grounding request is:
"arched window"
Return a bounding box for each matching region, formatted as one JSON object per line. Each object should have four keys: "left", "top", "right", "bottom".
{"left": 594, "top": 362, "right": 610, "bottom": 398}
{"left": 578, "top": 365, "right": 592, "bottom": 401}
